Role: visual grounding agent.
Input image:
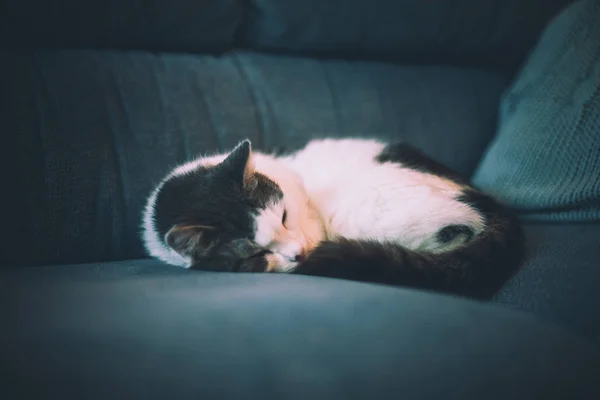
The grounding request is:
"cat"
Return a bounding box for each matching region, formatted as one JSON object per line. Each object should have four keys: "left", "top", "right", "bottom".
{"left": 142, "top": 138, "right": 524, "bottom": 298}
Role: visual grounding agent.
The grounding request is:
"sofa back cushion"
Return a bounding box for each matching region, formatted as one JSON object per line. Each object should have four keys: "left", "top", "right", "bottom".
{"left": 0, "top": 0, "right": 242, "bottom": 53}
{"left": 1, "top": 0, "right": 573, "bottom": 72}
{"left": 473, "top": 0, "right": 600, "bottom": 221}
{"left": 238, "top": 0, "right": 574, "bottom": 72}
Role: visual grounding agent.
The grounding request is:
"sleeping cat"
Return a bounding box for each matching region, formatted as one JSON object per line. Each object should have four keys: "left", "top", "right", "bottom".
{"left": 142, "top": 138, "right": 524, "bottom": 298}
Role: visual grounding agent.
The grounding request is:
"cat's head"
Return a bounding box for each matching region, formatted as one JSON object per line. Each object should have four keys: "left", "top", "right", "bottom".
{"left": 143, "top": 140, "right": 325, "bottom": 273}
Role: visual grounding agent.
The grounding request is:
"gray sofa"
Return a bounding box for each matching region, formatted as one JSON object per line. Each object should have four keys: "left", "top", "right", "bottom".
{"left": 2, "top": 0, "right": 599, "bottom": 398}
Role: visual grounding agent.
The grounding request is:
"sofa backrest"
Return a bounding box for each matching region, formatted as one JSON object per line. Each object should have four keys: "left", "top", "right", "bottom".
{"left": 1, "top": 0, "right": 573, "bottom": 73}
{"left": 238, "top": 0, "right": 574, "bottom": 73}
{"left": 0, "top": 0, "right": 241, "bottom": 54}
{"left": 0, "top": 0, "right": 576, "bottom": 268}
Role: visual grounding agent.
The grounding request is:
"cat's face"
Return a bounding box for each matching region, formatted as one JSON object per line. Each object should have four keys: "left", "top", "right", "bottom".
{"left": 147, "top": 140, "right": 325, "bottom": 273}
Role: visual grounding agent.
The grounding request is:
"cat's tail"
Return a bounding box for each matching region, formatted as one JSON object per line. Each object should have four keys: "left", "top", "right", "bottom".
{"left": 293, "top": 190, "right": 525, "bottom": 298}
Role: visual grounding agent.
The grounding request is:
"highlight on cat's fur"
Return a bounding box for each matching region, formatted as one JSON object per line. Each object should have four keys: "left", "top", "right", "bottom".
{"left": 142, "top": 138, "right": 524, "bottom": 298}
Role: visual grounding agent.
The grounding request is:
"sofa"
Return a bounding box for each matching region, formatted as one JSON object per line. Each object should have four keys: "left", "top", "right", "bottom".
{"left": 2, "top": 0, "right": 600, "bottom": 398}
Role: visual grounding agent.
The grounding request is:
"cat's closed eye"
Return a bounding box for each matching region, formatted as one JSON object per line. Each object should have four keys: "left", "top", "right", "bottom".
{"left": 282, "top": 209, "right": 288, "bottom": 226}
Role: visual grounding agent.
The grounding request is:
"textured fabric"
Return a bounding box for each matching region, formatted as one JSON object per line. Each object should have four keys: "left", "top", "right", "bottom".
{"left": 473, "top": 0, "right": 600, "bottom": 221}
{"left": 238, "top": 0, "right": 573, "bottom": 72}
{"left": 1, "top": 0, "right": 572, "bottom": 72}
{"left": 0, "top": 50, "right": 509, "bottom": 267}
{"left": 494, "top": 222, "right": 600, "bottom": 344}
{"left": 0, "top": 0, "right": 241, "bottom": 52}
{"left": 2, "top": 266, "right": 600, "bottom": 399}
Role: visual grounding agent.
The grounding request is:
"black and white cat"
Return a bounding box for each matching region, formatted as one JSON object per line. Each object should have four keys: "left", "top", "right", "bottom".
{"left": 142, "top": 138, "right": 524, "bottom": 297}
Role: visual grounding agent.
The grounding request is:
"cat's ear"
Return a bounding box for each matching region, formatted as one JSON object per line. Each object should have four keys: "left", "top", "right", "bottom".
{"left": 217, "top": 139, "right": 257, "bottom": 189}
{"left": 164, "top": 224, "right": 210, "bottom": 258}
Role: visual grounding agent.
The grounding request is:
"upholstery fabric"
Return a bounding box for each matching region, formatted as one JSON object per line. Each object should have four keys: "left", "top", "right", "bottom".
{"left": 4, "top": 223, "right": 598, "bottom": 344}
{"left": 2, "top": 265, "right": 600, "bottom": 399}
{"left": 0, "top": 0, "right": 242, "bottom": 52}
{"left": 1, "top": 0, "right": 572, "bottom": 72}
{"left": 473, "top": 0, "right": 600, "bottom": 221}
{"left": 1, "top": 50, "right": 509, "bottom": 268}
{"left": 494, "top": 222, "right": 600, "bottom": 344}
{"left": 238, "top": 0, "right": 574, "bottom": 72}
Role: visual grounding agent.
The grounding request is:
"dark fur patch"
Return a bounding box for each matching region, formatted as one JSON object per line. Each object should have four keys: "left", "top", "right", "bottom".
{"left": 437, "top": 224, "right": 474, "bottom": 244}
{"left": 190, "top": 239, "right": 270, "bottom": 273}
{"left": 153, "top": 166, "right": 254, "bottom": 242}
{"left": 152, "top": 145, "right": 283, "bottom": 270}
{"left": 249, "top": 173, "right": 283, "bottom": 209}
{"left": 375, "top": 143, "right": 466, "bottom": 183}
{"left": 457, "top": 189, "right": 504, "bottom": 216}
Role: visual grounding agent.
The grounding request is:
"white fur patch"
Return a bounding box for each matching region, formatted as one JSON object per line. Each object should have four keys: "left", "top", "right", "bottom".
{"left": 170, "top": 153, "right": 227, "bottom": 178}
{"left": 281, "top": 138, "right": 484, "bottom": 252}
{"left": 141, "top": 182, "right": 190, "bottom": 267}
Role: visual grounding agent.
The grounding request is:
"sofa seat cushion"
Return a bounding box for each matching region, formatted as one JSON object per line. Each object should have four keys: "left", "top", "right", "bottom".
{"left": 494, "top": 222, "right": 600, "bottom": 344}
{"left": 1, "top": 50, "right": 509, "bottom": 267}
{"left": 3, "top": 222, "right": 600, "bottom": 345}
{"left": 2, "top": 261, "right": 599, "bottom": 399}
